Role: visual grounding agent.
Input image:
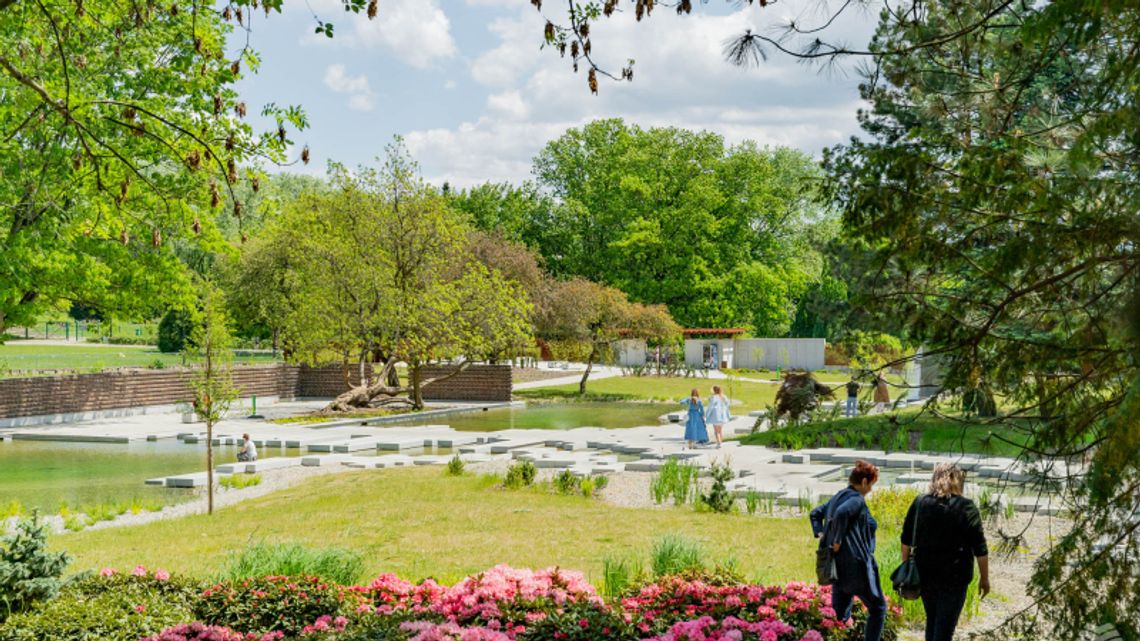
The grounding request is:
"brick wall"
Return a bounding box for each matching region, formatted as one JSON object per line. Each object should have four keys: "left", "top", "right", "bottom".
{"left": 0, "top": 363, "right": 511, "bottom": 420}
{"left": 0, "top": 365, "right": 295, "bottom": 420}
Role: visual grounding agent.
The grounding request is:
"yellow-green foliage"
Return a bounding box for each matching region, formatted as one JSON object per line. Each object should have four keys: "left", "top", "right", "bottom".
{"left": 219, "top": 474, "right": 262, "bottom": 490}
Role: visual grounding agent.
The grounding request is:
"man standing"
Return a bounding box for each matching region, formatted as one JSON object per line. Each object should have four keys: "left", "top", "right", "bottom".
{"left": 845, "top": 379, "right": 860, "bottom": 417}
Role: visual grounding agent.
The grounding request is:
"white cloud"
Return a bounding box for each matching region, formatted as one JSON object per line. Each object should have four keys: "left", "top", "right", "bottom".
{"left": 300, "top": 0, "right": 456, "bottom": 69}
{"left": 323, "top": 64, "right": 376, "bottom": 112}
{"left": 485, "top": 90, "right": 529, "bottom": 120}
{"left": 407, "top": 3, "right": 872, "bottom": 187}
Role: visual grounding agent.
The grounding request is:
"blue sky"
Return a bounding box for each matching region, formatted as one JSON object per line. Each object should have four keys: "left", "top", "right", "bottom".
{"left": 234, "top": 0, "right": 876, "bottom": 187}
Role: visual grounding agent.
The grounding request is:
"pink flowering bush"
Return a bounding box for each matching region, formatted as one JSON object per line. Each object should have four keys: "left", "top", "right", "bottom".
{"left": 195, "top": 575, "right": 349, "bottom": 637}
{"left": 141, "top": 622, "right": 285, "bottom": 641}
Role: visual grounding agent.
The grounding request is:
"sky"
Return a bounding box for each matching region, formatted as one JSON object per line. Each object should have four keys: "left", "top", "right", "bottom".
{"left": 234, "top": 0, "right": 878, "bottom": 188}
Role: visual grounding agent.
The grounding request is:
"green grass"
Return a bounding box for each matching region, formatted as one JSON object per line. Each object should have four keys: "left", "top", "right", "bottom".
{"left": 219, "top": 542, "right": 364, "bottom": 584}
{"left": 57, "top": 466, "right": 819, "bottom": 585}
{"left": 516, "top": 375, "right": 779, "bottom": 413}
{"left": 740, "top": 409, "right": 1033, "bottom": 457}
{"left": 0, "top": 343, "right": 279, "bottom": 376}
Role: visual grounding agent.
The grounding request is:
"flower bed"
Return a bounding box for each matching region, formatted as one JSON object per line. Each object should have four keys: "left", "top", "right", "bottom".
{"left": 0, "top": 565, "right": 898, "bottom": 641}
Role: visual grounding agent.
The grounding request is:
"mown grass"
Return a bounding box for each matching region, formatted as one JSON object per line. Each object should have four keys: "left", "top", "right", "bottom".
{"left": 57, "top": 466, "right": 817, "bottom": 585}
{"left": 516, "top": 375, "right": 779, "bottom": 413}
{"left": 740, "top": 409, "right": 1033, "bottom": 457}
{"left": 0, "top": 343, "right": 278, "bottom": 375}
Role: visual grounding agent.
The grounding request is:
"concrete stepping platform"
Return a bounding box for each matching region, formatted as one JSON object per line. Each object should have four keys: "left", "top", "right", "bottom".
{"left": 217, "top": 457, "right": 302, "bottom": 474}
{"left": 412, "top": 455, "right": 450, "bottom": 466}
{"left": 433, "top": 435, "right": 478, "bottom": 448}
{"left": 489, "top": 439, "right": 548, "bottom": 454}
{"left": 458, "top": 444, "right": 493, "bottom": 454}
{"left": 343, "top": 455, "right": 415, "bottom": 469}
{"left": 162, "top": 471, "right": 230, "bottom": 488}
{"left": 301, "top": 454, "right": 353, "bottom": 467}
{"left": 12, "top": 433, "right": 140, "bottom": 443}
{"left": 376, "top": 437, "right": 429, "bottom": 451}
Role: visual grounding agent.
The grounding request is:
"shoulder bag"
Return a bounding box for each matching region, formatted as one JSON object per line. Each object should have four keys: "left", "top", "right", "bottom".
{"left": 890, "top": 497, "right": 922, "bottom": 599}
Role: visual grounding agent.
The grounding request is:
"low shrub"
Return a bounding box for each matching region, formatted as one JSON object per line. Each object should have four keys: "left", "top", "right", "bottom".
{"left": 649, "top": 459, "right": 699, "bottom": 506}
{"left": 445, "top": 455, "right": 464, "bottom": 477}
{"left": 503, "top": 462, "right": 536, "bottom": 489}
{"left": 699, "top": 462, "right": 736, "bottom": 514}
{"left": 0, "top": 569, "right": 201, "bottom": 641}
{"left": 593, "top": 475, "right": 609, "bottom": 491}
{"left": 142, "top": 622, "right": 284, "bottom": 641}
{"left": 601, "top": 555, "right": 643, "bottom": 598}
{"left": 553, "top": 470, "right": 580, "bottom": 495}
{"left": 196, "top": 575, "right": 346, "bottom": 636}
{"left": 219, "top": 543, "right": 364, "bottom": 586}
{"left": 0, "top": 514, "right": 70, "bottom": 621}
{"left": 579, "top": 478, "right": 596, "bottom": 498}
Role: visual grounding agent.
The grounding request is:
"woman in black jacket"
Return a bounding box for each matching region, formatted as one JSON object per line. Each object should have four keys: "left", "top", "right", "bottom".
{"left": 901, "top": 463, "right": 991, "bottom": 641}
{"left": 810, "top": 460, "right": 887, "bottom": 641}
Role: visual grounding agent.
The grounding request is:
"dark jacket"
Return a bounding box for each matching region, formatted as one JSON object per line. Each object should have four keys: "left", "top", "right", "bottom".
{"left": 901, "top": 494, "right": 988, "bottom": 588}
{"left": 811, "top": 486, "right": 881, "bottom": 597}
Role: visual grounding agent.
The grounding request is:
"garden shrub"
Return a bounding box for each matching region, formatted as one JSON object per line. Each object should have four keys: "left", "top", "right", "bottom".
{"left": 649, "top": 459, "right": 698, "bottom": 506}
{"left": 699, "top": 462, "right": 736, "bottom": 514}
{"left": 220, "top": 543, "right": 364, "bottom": 586}
{"left": 158, "top": 309, "right": 196, "bottom": 353}
{"left": 0, "top": 568, "right": 201, "bottom": 641}
{"left": 579, "top": 477, "right": 595, "bottom": 498}
{"left": 503, "top": 462, "right": 536, "bottom": 489}
{"left": 196, "top": 575, "right": 347, "bottom": 636}
{"left": 592, "top": 475, "right": 609, "bottom": 491}
{"left": 142, "top": 622, "right": 284, "bottom": 641}
{"left": 553, "top": 470, "right": 580, "bottom": 495}
{"left": 0, "top": 514, "right": 70, "bottom": 621}
{"left": 445, "top": 455, "right": 464, "bottom": 476}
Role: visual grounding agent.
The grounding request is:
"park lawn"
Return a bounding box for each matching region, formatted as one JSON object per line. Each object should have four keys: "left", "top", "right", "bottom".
{"left": 739, "top": 409, "right": 1033, "bottom": 457}
{"left": 0, "top": 343, "right": 279, "bottom": 375}
{"left": 56, "top": 467, "right": 817, "bottom": 585}
{"left": 515, "top": 375, "right": 779, "bottom": 412}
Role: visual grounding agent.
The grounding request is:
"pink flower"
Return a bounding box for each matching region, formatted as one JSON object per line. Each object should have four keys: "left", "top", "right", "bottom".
{"left": 134, "top": 604, "right": 146, "bottom": 613}
{"left": 155, "top": 569, "right": 171, "bottom": 582}
{"left": 132, "top": 565, "right": 148, "bottom": 577}
{"left": 99, "top": 567, "right": 116, "bottom": 577}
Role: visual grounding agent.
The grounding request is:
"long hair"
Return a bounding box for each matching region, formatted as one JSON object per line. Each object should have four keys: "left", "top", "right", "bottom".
{"left": 930, "top": 463, "right": 966, "bottom": 497}
{"left": 690, "top": 388, "right": 701, "bottom": 401}
{"left": 712, "top": 385, "right": 725, "bottom": 400}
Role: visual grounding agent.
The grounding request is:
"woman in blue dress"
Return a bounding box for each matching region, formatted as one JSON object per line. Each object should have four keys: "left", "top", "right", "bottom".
{"left": 680, "top": 388, "right": 709, "bottom": 449}
{"left": 705, "top": 385, "right": 731, "bottom": 449}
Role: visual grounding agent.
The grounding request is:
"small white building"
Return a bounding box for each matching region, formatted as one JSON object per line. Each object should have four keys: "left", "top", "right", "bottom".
{"left": 616, "top": 329, "right": 826, "bottom": 371}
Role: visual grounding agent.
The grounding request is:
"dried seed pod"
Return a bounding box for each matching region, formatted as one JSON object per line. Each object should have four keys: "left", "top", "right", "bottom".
{"left": 227, "top": 158, "right": 237, "bottom": 184}
{"left": 558, "top": 42, "right": 566, "bottom": 57}
{"left": 234, "top": 102, "right": 247, "bottom": 118}
{"left": 222, "top": 5, "right": 232, "bottom": 20}
{"left": 225, "top": 134, "right": 235, "bottom": 151}
{"left": 235, "top": 7, "right": 243, "bottom": 25}
{"left": 170, "top": 3, "right": 177, "bottom": 16}
{"left": 603, "top": 0, "right": 616, "bottom": 16}
{"left": 152, "top": 228, "right": 161, "bottom": 247}
{"left": 233, "top": 200, "right": 243, "bottom": 217}
{"left": 230, "top": 60, "right": 240, "bottom": 75}
{"left": 544, "top": 21, "right": 554, "bottom": 42}
{"left": 240, "top": 232, "right": 248, "bottom": 244}
{"left": 367, "top": 0, "right": 377, "bottom": 18}
{"left": 277, "top": 124, "right": 286, "bottom": 144}
{"left": 583, "top": 40, "right": 591, "bottom": 56}
{"left": 213, "top": 94, "right": 222, "bottom": 115}
{"left": 74, "top": 54, "right": 87, "bottom": 69}
{"left": 120, "top": 229, "right": 130, "bottom": 245}
{"left": 119, "top": 179, "right": 130, "bottom": 201}
{"left": 530, "top": 0, "right": 540, "bottom": 9}
{"left": 209, "top": 180, "right": 220, "bottom": 208}
{"left": 251, "top": 177, "right": 260, "bottom": 193}
{"left": 187, "top": 149, "right": 201, "bottom": 169}
{"left": 579, "top": 22, "right": 589, "bottom": 38}
{"left": 192, "top": 218, "right": 202, "bottom": 234}
{"left": 76, "top": 0, "right": 85, "bottom": 17}
{"left": 571, "top": 41, "right": 579, "bottom": 59}
{"left": 194, "top": 37, "right": 203, "bottom": 54}
{"left": 301, "top": 145, "right": 310, "bottom": 165}
{"left": 677, "top": 0, "right": 691, "bottom": 14}
{"left": 122, "top": 106, "right": 136, "bottom": 121}
{"left": 588, "top": 68, "right": 598, "bottom": 94}
{"left": 72, "top": 152, "right": 83, "bottom": 170}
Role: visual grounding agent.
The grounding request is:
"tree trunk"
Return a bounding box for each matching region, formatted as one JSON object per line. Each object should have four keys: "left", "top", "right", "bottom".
{"left": 411, "top": 365, "right": 424, "bottom": 410}
{"left": 206, "top": 419, "right": 214, "bottom": 515}
{"left": 579, "top": 345, "right": 598, "bottom": 395}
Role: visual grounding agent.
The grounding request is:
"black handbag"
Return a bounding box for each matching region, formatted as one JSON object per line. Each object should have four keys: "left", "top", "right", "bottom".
{"left": 890, "top": 499, "right": 922, "bottom": 599}
{"left": 816, "top": 543, "right": 838, "bottom": 585}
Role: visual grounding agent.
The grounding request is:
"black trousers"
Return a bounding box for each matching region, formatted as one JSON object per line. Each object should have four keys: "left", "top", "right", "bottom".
{"left": 920, "top": 582, "right": 969, "bottom": 641}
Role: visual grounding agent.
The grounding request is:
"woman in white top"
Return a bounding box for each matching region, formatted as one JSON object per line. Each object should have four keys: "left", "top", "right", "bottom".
{"left": 705, "top": 385, "right": 731, "bottom": 448}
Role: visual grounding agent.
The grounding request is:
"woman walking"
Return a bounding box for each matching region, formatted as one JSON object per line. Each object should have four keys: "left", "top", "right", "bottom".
{"left": 679, "top": 388, "right": 709, "bottom": 449}
{"left": 901, "top": 463, "right": 990, "bottom": 641}
{"left": 809, "top": 460, "right": 887, "bottom": 641}
{"left": 705, "top": 385, "right": 730, "bottom": 448}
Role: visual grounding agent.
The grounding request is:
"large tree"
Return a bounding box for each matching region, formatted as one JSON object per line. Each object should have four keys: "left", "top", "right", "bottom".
{"left": 538, "top": 278, "right": 680, "bottom": 394}
{"left": 0, "top": 0, "right": 371, "bottom": 337}
{"left": 272, "top": 143, "right": 533, "bottom": 411}
{"left": 530, "top": 119, "right": 828, "bottom": 334}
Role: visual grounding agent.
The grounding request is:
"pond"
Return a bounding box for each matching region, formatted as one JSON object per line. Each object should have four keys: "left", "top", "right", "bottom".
{"left": 0, "top": 439, "right": 282, "bottom": 514}
{"left": 388, "top": 401, "right": 669, "bottom": 432}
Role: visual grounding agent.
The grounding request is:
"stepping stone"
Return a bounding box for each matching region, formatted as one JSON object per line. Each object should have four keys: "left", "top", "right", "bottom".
{"left": 625, "top": 460, "right": 665, "bottom": 472}
{"left": 434, "top": 436, "right": 478, "bottom": 448}
{"left": 412, "top": 455, "right": 450, "bottom": 466}
{"left": 301, "top": 454, "right": 353, "bottom": 467}
{"left": 376, "top": 437, "right": 427, "bottom": 451}
{"left": 459, "top": 444, "right": 493, "bottom": 454}
{"left": 782, "top": 453, "right": 811, "bottom": 464}
{"left": 244, "top": 457, "right": 302, "bottom": 473}
{"left": 164, "top": 471, "right": 229, "bottom": 488}
{"left": 489, "top": 439, "right": 547, "bottom": 454}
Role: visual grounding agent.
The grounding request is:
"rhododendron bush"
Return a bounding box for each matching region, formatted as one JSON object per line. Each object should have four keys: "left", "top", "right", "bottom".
{"left": 4, "top": 565, "right": 898, "bottom": 641}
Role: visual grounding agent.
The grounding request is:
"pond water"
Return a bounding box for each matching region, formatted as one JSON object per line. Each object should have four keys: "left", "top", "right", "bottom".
{"left": 389, "top": 402, "right": 669, "bottom": 432}
{"left": 0, "top": 439, "right": 294, "bottom": 513}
